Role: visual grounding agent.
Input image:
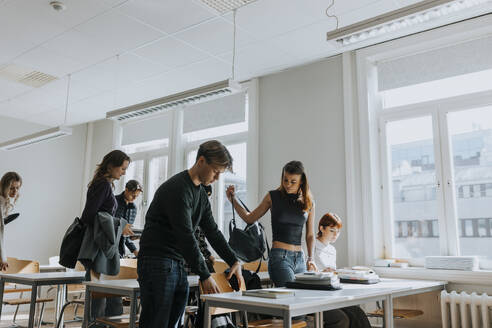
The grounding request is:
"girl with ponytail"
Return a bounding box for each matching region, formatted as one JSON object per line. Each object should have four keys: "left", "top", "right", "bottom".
{"left": 226, "top": 160, "right": 317, "bottom": 287}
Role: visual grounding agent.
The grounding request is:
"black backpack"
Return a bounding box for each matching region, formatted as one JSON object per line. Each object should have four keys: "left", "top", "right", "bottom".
{"left": 226, "top": 268, "right": 262, "bottom": 290}
{"left": 228, "top": 198, "right": 270, "bottom": 263}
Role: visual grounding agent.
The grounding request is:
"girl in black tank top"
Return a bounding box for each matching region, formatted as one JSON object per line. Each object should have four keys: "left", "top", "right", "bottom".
{"left": 226, "top": 161, "right": 317, "bottom": 287}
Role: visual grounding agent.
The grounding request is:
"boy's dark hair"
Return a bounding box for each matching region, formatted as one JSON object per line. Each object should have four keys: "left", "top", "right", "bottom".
{"left": 196, "top": 140, "right": 233, "bottom": 172}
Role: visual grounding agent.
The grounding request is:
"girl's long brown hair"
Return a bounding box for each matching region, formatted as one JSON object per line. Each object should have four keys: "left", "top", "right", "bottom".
{"left": 89, "top": 150, "right": 130, "bottom": 188}
{"left": 278, "top": 161, "right": 313, "bottom": 212}
{"left": 0, "top": 172, "right": 22, "bottom": 213}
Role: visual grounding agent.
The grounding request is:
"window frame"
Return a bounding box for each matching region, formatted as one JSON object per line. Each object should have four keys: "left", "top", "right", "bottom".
{"left": 349, "top": 15, "right": 492, "bottom": 267}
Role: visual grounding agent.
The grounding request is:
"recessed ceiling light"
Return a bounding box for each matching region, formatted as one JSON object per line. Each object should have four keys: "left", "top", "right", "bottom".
{"left": 49, "top": 1, "right": 66, "bottom": 12}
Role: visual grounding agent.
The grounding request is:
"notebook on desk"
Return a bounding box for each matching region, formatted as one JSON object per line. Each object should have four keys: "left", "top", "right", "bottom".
{"left": 285, "top": 281, "right": 342, "bottom": 290}
{"left": 242, "top": 289, "right": 295, "bottom": 299}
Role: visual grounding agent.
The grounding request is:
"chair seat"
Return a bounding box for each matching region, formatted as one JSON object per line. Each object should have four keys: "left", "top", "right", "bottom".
{"left": 367, "top": 308, "right": 424, "bottom": 319}
{"left": 96, "top": 315, "right": 139, "bottom": 328}
{"left": 3, "top": 297, "right": 53, "bottom": 306}
{"left": 4, "top": 287, "right": 32, "bottom": 294}
{"left": 246, "top": 319, "right": 307, "bottom": 328}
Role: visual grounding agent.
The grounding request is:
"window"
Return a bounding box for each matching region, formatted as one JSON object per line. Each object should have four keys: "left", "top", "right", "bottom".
{"left": 117, "top": 82, "right": 257, "bottom": 237}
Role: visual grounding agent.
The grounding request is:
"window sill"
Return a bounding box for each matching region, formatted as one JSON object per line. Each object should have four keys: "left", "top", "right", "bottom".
{"left": 373, "top": 266, "right": 492, "bottom": 286}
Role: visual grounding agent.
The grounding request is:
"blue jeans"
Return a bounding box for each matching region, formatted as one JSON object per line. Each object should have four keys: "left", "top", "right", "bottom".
{"left": 137, "top": 256, "right": 189, "bottom": 328}
{"left": 268, "top": 248, "right": 306, "bottom": 287}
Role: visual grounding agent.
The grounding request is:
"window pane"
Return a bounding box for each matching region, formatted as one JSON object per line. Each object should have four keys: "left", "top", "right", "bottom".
{"left": 221, "top": 143, "right": 247, "bottom": 240}
{"left": 148, "top": 156, "right": 168, "bottom": 215}
{"left": 447, "top": 106, "right": 492, "bottom": 262}
{"left": 387, "top": 116, "right": 441, "bottom": 258}
{"left": 123, "top": 159, "right": 145, "bottom": 228}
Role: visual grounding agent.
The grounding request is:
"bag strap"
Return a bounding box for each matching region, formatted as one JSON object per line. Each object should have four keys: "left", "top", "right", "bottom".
{"left": 229, "top": 197, "right": 237, "bottom": 236}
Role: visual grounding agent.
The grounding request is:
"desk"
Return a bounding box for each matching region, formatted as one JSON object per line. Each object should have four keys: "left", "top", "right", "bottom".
{"left": 83, "top": 279, "right": 140, "bottom": 328}
{"left": 201, "top": 278, "right": 446, "bottom": 328}
{"left": 0, "top": 272, "right": 86, "bottom": 328}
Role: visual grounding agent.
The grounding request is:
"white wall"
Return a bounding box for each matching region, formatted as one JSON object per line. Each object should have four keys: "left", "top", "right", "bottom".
{"left": 257, "top": 55, "right": 349, "bottom": 267}
{"left": 0, "top": 116, "right": 88, "bottom": 263}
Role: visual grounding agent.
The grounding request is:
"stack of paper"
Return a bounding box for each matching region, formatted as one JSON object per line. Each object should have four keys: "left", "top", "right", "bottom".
{"left": 425, "top": 256, "right": 479, "bottom": 271}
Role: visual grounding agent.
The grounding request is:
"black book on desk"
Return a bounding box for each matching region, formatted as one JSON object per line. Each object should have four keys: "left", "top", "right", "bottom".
{"left": 4, "top": 213, "right": 19, "bottom": 225}
{"left": 285, "top": 281, "right": 342, "bottom": 291}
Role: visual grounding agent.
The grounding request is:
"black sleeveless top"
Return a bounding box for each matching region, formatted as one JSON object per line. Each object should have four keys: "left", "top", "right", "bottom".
{"left": 269, "top": 190, "right": 308, "bottom": 246}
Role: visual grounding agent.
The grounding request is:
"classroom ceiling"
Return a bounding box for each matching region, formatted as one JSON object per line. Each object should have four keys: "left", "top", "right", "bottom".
{"left": 0, "top": 0, "right": 437, "bottom": 126}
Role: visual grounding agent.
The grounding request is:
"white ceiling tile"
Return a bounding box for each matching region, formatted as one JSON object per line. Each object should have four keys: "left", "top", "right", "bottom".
{"left": 0, "top": 100, "right": 30, "bottom": 119}
{"left": 292, "top": 0, "right": 386, "bottom": 22}
{"left": 25, "top": 108, "right": 65, "bottom": 126}
{"left": 74, "top": 10, "right": 165, "bottom": 55}
{"left": 72, "top": 53, "right": 166, "bottom": 93}
{"left": 0, "top": 79, "right": 32, "bottom": 102}
{"left": 175, "top": 17, "right": 256, "bottom": 56}
{"left": 43, "top": 29, "right": 117, "bottom": 67}
{"left": 67, "top": 91, "right": 114, "bottom": 124}
{"left": 13, "top": 46, "right": 85, "bottom": 78}
{"left": 269, "top": 20, "right": 338, "bottom": 60}
{"left": 119, "top": 0, "right": 215, "bottom": 34}
{"left": 41, "top": 0, "right": 111, "bottom": 29}
{"left": 219, "top": 41, "right": 297, "bottom": 79}
{"left": 181, "top": 59, "right": 231, "bottom": 85}
{"left": 133, "top": 37, "right": 210, "bottom": 69}
{"left": 224, "top": 0, "right": 318, "bottom": 40}
{"left": 339, "top": 0, "right": 398, "bottom": 28}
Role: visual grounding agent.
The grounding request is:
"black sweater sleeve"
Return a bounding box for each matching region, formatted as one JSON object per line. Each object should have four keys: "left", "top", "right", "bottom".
{"left": 167, "top": 187, "right": 213, "bottom": 281}
{"left": 199, "top": 194, "right": 238, "bottom": 267}
{"left": 80, "top": 180, "right": 111, "bottom": 226}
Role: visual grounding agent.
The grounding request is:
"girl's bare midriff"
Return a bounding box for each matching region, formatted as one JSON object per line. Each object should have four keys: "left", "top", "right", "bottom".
{"left": 272, "top": 240, "right": 302, "bottom": 251}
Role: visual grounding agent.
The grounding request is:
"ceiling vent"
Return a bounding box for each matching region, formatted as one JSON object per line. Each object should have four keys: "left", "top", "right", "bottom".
{"left": 200, "top": 0, "right": 258, "bottom": 14}
{"left": 0, "top": 64, "right": 58, "bottom": 88}
{"left": 107, "top": 79, "right": 242, "bottom": 122}
{"left": 0, "top": 126, "right": 72, "bottom": 151}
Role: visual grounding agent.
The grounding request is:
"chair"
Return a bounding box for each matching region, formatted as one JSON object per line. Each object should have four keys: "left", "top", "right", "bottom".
{"left": 213, "top": 260, "right": 229, "bottom": 273}
{"left": 92, "top": 266, "right": 140, "bottom": 328}
{"left": 202, "top": 273, "right": 307, "bottom": 328}
{"left": 2, "top": 258, "right": 54, "bottom": 328}
{"left": 367, "top": 302, "right": 423, "bottom": 327}
{"left": 242, "top": 261, "right": 268, "bottom": 272}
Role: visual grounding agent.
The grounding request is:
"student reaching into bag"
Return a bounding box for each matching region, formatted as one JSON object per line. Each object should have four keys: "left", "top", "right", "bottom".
{"left": 226, "top": 160, "right": 318, "bottom": 288}
{"left": 138, "top": 140, "right": 243, "bottom": 328}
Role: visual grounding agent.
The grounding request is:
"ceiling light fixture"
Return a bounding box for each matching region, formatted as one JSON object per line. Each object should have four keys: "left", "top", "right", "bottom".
{"left": 106, "top": 79, "right": 242, "bottom": 121}
{"left": 107, "top": 6, "right": 244, "bottom": 122}
{"left": 326, "top": 0, "right": 492, "bottom": 46}
{"left": 0, "top": 75, "right": 72, "bottom": 151}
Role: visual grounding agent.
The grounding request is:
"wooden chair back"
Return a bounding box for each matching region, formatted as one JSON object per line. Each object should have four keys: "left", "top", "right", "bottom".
{"left": 120, "top": 258, "right": 137, "bottom": 268}
{"left": 213, "top": 260, "right": 229, "bottom": 273}
{"left": 5, "top": 257, "right": 39, "bottom": 274}
{"left": 242, "top": 261, "right": 268, "bottom": 272}
{"left": 104, "top": 266, "right": 137, "bottom": 280}
{"left": 199, "top": 272, "right": 245, "bottom": 315}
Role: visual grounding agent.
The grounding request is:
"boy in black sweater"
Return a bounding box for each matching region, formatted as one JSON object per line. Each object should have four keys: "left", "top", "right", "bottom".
{"left": 138, "top": 140, "right": 242, "bottom": 328}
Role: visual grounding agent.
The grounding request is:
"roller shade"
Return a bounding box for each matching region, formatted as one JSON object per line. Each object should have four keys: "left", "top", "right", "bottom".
{"left": 183, "top": 92, "right": 246, "bottom": 133}
{"left": 378, "top": 35, "right": 492, "bottom": 91}
{"left": 121, "top": 111, "right": 172, "bottom": 145}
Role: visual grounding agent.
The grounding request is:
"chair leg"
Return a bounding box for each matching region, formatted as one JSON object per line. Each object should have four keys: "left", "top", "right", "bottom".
{"left": 56, "top": 301, "right": 77, "bottom": 328}
{"left": 37, "top": 302, "right": 46, "bottom": 328}
{"left": 12, "top": 304, "right": 20, "bottom": 324}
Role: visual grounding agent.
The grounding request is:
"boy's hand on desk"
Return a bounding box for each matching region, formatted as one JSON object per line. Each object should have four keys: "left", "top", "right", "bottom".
{"left": 201, "top": 276, "right": 221, "bottom": 294}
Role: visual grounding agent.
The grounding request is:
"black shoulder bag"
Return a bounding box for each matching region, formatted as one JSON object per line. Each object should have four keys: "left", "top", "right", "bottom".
{"left": 228, "top": 197, "right": 270, "bottom": 264}
{"left": 59, "top": 217, "right": 86, "bottom": 268}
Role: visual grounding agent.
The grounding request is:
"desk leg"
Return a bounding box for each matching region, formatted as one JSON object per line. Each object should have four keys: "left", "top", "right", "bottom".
{"left": 129, "top": 291, "right": 137, "bottom": 328}
{"left": 28, "top": 284, "right": 38, "bottom": 328}
{"left": 383, "top": 295, "right": 394, "bottom": 328}
{"left": 59, "top": 285, "right": 67, "bottom": 328}
{"left": 82, "top": 288, "right": 91, "bottom": 328}
{"left": 0, "top": 280, "right": 4, "bottom": 320}
{"left": 203, "top": 301, "right": 211, "bottom": 328}
{"left": 314, "top": 311, "right": 324, "bottom": 328}
{"left": 283, "top": 310, "right": 292, "bottom": 328}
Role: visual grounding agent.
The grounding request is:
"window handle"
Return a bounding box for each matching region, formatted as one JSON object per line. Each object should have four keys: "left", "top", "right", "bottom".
{"left": 437, "top": 181, "right": 441, "bottom": 188}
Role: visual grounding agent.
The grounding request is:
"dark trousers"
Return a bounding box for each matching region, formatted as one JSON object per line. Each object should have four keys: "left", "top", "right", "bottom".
{"left": 137, "top": 256, "right": 189, "bottom": 328}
